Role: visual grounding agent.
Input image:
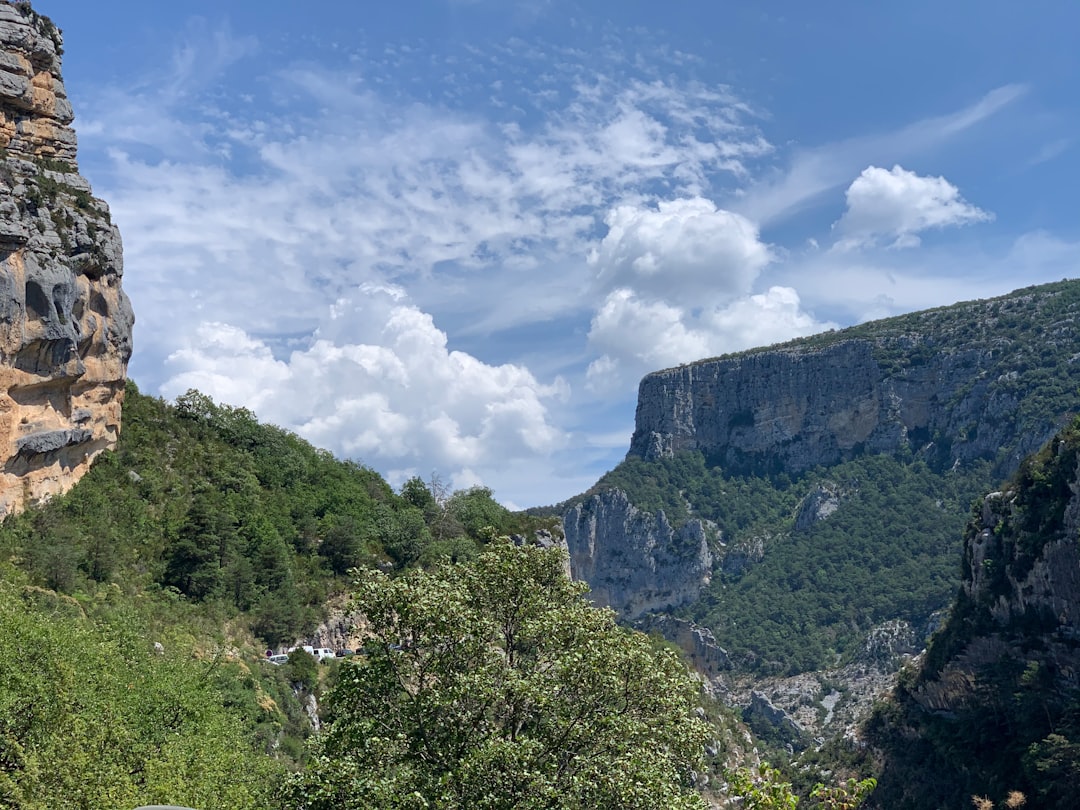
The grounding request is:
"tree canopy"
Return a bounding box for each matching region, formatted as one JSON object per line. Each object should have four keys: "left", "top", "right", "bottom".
{"left": 287, "top": 540, "right": 711, "bottom": 809}
{"left": 0, "top": 582, "right": 281, "bottom": 808}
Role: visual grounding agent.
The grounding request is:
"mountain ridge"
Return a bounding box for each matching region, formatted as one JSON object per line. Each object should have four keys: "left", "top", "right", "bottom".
{"left": 629, "top": 280, "right": 1080, "bottom": 479}
{"left": 560, "top": 277, "right": 1080, "bottom": 740}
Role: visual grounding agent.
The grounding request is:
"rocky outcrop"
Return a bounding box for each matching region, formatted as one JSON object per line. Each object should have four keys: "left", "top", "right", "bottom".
{"left": 866, "top": 420, "right": 1080, "bottom": 809}
{"left": 913, "top": 433, "right": 1080, "bottom": 716}
{"left": 562, "top": 488, "right": 714, "bottom": 619}
{"left": 793, "top": 481, "right": 852, "bottom": 532}
{"left": 629, "top": 282, "right": 1080, "bottom": 479}
{"left": 634, "top": 613, "right": 730, "bottom": 675}
{"left": 0, "top": 3, "right": 132, "bottom": 516}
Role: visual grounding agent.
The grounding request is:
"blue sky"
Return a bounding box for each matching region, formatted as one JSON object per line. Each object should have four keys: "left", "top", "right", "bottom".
{"left": 36, "top": 0, "right": 1080, "bottom": 508}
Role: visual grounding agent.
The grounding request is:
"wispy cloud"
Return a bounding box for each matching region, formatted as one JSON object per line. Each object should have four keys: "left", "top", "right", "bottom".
{"left": 76, "top": 20, "right": 773, "bottom": 504}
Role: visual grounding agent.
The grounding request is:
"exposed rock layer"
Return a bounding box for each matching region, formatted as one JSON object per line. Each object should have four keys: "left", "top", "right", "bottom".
{"left": 562, "top": 489, "right": 713, "bottom": 619}
{"left": 629, "top": 282, "right": 1080, "bottom": 478}
{"left": 0, "top": 3, "right": 132, "bottom": 516}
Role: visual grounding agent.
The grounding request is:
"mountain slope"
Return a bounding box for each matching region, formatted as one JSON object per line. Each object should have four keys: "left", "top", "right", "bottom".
{"left": 865, "top": 416, "right": 1080, "bottom": 809}
{"left": 560, "top": 279, "right": 1080, "bottom": 734}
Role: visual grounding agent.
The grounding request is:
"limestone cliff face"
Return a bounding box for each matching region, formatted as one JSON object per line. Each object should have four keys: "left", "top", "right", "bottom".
{"left": 0, "top": 3, "right": 133, "bottom": 516}
{"left": 562, "top": 489, "right": 714, "bottom": 619}
{"left": 629, "top": 282, "right": 1080, "bottom": 478}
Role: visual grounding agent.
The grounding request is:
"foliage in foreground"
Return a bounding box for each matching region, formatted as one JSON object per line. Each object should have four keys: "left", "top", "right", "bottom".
{"left": 287, "top": 540, "right": 712, "bottom": 809}
{"left": 727, "top": 764, "right": 875, "bottom": 810}
{"left": 0, "top": 581, "right": 282, "bottom": 809}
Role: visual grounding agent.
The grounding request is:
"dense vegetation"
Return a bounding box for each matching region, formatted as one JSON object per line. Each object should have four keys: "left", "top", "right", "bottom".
{"left": 0, "top": 383, "right": 562, "bottom": 806}
{"left": 591, "top": 450, "right": 991, "bottom": 673}
{"left": 288, "top": 541, "right": 713, "bottom": 809}
{"left": 0, "top": 383, "right": 554, "bottom": 647}
{"left": 0, "top": 580, "right": 282, "bottom": 808}
{"left": 863, "top": 417, "right": 1080, "bottom": 810}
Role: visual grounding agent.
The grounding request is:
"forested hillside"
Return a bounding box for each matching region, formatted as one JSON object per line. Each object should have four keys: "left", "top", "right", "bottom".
{"left": 0, "top": 382, "right": 565, "bottom": 806}
{"left": 0, "top": 382, "right": 553, "bottom": 646}
{"left": 591, "top": 451, "right": 990, "bottom": 673}
{"left": 863, "top": 416, "right": 1080, "bottom": 810}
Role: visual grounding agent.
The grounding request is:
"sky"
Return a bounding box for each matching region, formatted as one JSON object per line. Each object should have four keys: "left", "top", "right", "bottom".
{"left": 33, "top": 0, "right": 1080, "bottom": 508}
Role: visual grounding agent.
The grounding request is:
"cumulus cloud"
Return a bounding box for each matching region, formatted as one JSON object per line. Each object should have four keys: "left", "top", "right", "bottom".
{"left": 163, "top": 285, "right": 569, "bottom": 477}
{"left": 588, "top": 197, "right": 772, "bottom": 307}
{"left": 833, "top": 165, "right": 992, "bottom": 250}
{"left": 586, "top": 286, "right": 835, "bottom": 393}
{"left": 587, "top": 289, "right": 712, "bottom": 373}
{"left": 582, "top": 194, "right": 831, "bottom": 393}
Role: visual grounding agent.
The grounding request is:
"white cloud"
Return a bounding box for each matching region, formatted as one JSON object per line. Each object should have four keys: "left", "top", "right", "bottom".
{"left": 583, "top": 194, "right": 830, "bottom": 393}
{"left": 588, "top": 197, "right": 772, "bottom": 307}
{"left": 587, "top": 289, "right": 712, "bottom": 374}
{"left": 163, "top": 285, "right": 569, "bottom": 478}
{"left": 833, "top": 165, "right": 992, "bottom": 250}
{"left": 737, "top": 84, "right": 1024, "bottom": 226}
{"left": 586, "top": 286, "right": 834, "bottom": 393}
{"left": 706, "top": 286, "right": 835, "bottom": 347}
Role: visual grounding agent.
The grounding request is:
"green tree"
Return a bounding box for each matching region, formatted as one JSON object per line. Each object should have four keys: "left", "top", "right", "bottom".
{"left": 726, "top": 764, "right": 875, "bottom": 810}
{"left": 286, "top": 540, "right": 711, "bottom": 809}
{"left": 0, "top": 583, "right": 281, "bottom": 808}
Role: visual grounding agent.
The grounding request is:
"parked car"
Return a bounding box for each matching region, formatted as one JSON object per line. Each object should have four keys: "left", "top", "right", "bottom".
{"left": 266, "top": 654, "right": 289, "bottom": 665}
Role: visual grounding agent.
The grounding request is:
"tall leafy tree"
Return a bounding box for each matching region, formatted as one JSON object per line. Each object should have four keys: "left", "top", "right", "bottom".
{"left": 287, "top": 540, "right": 711, "bottom": 809}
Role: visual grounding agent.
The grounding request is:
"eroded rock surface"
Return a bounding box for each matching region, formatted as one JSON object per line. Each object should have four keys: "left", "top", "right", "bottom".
{"left": 562, "top": 488, "right": 714, "bottom": 619}
{"left": 629, "top": 283, "right": 1080, "bottom": 479}
{"left": 0, "top": 2, "right": 132, "bottom": 515}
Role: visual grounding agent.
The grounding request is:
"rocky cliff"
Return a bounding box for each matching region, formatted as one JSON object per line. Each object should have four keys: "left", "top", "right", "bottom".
{"left": 0, "top": 3, "right": 132, "bottom": 516}
{"left": 563, "top": 282, "right": 1080, "bottom": 643}
{"left": 866, "top": 418, "right": 1080, "bottom": 809}
{"left": 562, "top": 489, "right": 714, "bottom": 619}
{"left": 629, "top": 281, "right": 1080, "bottom": 478}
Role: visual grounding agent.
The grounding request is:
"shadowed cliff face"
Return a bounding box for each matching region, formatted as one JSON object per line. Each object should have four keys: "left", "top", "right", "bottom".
{"left": 866, "top": 420, "right": 1080, "bottom": 810}
{"left": 0, "top": 3, "right": 133, "bottom": 516}
{"left": 629, "top": 282, "right": 1080, "bottom": 479}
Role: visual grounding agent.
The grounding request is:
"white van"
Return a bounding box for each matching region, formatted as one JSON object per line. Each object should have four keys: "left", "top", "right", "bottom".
{"left": 312, "top": 647, "right": 336, "bottom": 662}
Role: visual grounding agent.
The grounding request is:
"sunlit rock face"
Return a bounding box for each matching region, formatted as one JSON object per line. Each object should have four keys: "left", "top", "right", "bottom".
{"left": 562, "top": 489, "right": 714, "bottom": 620}
{"left": 0, "top": 2, "right": 133, "bottom": 516}
{"left": 629, "top": 281, "right": 1080, "bottom": 481}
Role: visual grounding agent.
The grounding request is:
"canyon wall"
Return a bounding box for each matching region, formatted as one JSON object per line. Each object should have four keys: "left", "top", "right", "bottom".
{"left": 0, "top": 3, "right": 133, "bottom": 516}
{"left": 629, "top": 282, "right": 1080, "bottom": 479}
